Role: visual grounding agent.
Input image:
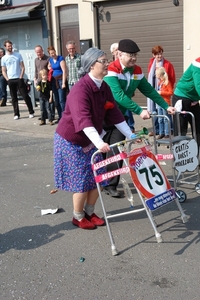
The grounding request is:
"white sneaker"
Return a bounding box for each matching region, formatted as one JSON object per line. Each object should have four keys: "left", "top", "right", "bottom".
{"left": 29, "top": 114, "right": 34, "bottom": 118}
{"left": 14, "top": 116, "right": 19, "bottom": 120}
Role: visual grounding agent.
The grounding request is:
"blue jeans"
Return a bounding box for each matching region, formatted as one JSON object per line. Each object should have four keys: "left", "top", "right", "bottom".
{"left": 39, "top": 97, "right": 53, "bottom": 121}
{"left": 125, "top": 110, "right": 135, "bottom": 130}
{"left": 0, "top": 75, "right": 7, "bottom": 103}
{"left": 52, "top": 78, "right": 66, "bottom": 120}
{"left": 49, "top": 101, "right": 55, "bottom": 119}
{"left": 157, "top": 106, "right": 172, "bottom": 135}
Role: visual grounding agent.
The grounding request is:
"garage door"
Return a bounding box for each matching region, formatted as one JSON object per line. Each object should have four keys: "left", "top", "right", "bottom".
{"left": 97, "top": 0, "right": 183, "bottom": 107}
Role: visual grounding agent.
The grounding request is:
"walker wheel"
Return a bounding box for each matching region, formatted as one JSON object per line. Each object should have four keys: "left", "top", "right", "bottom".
{"left": 195, "top": 183, "right": 200, "bottom": 194}
{"left": 176, "top": 190, "right": 187, "bottom": 203}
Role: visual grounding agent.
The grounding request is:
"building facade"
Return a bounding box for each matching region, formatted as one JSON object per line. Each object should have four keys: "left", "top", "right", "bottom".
{"left": 49, "top": 0, "right": 200, "bottom": 106}
{"left": 0, "top": 0, "right": 50, "bottom": 81}
{"left": 0, "top": 0, "right": 199, "bottom": 106}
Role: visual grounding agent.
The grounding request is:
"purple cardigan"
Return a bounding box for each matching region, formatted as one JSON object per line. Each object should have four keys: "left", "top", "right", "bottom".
{"left": 56, "top": 74, "right": 125, "bottom": 147}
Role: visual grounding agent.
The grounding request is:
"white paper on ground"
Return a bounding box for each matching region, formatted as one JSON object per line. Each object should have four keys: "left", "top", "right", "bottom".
{"left": 41, "top": 208, "right": 59, "bottom": 215}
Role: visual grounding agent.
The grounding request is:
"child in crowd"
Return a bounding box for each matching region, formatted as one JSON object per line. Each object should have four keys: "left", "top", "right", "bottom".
{"left": 36, "top": 69, "right": 54, "bottom": 125}
{"left": 156, "top": 67, "right": 173, "bottom": 139}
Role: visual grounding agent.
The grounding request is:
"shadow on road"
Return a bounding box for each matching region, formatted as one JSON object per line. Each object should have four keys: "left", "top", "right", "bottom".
{"left": 0, "top": 221, "right": 76, "bottom": 254}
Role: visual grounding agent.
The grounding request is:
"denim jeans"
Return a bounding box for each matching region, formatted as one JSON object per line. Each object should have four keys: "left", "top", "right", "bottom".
{"left": 0, "top": 75, "right": 7, "bottom": 103}
{"left": 49, "top": 101, "right": 55, "bottom": 119}
{"left": 157, "top": 106, "right": 171, "bottom": 135}
{"left": 39, "top": 97, "right": 53, "bottom": 121}
{"left": 52, "top": 78, "right": 66, "bottom": 120}
{"left": 125, "top": 110, "right": 135, "bottom": 130}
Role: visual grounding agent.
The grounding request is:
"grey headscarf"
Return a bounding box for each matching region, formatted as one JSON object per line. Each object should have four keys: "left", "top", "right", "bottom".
{"left": 78, "top": 47, "right": 105, "bottom": 77}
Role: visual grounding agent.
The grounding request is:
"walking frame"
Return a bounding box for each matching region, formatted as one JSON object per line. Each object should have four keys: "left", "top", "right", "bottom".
{"left": 151, "top": 112, "right": 200, "bottom": 202}
{"left": 91, "top": 133, "right": 188, "bottom": 256}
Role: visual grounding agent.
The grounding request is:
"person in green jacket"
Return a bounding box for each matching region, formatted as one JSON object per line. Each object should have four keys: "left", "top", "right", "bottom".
{"left": 172, "top": 58, "right": 200, "bottom": 149}
{"left": 103, "top": 39, "right": 176, "bottom": 197}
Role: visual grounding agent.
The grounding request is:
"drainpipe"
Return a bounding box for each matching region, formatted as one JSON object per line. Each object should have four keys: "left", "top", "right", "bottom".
{"left": 94, "top": 5, "right": 100, "bottom": 48}
{"left": 45, "top": 0, "right": 52, "bottom": 46}
{"left": 81, "top": 0, "right": 101, "bottom": 47}
{"left": 81, "top": 0, "right": 94, "bottom": 11}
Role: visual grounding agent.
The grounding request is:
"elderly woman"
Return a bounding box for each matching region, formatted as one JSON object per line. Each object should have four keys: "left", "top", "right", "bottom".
{"left": 54, "top": 48, "right": 135, "bottom": 230}
{"left": 48, "top": 46, "right": 68, "bottom": 121}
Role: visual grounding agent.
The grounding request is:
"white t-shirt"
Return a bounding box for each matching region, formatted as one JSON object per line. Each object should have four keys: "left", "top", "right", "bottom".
{"left": 1, "top": 52, "right": 23, "bottom": 79}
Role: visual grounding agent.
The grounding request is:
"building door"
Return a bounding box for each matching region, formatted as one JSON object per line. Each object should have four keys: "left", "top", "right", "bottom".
{"left": 61, "top": 27, "right": 80, "bottom": 58}
{"left": 58, "top": 4, "right": 80, "bottom": 57}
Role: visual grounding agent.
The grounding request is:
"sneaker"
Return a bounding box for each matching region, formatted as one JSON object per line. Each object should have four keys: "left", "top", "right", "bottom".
{"left": 157, "top": 134, "right": 165, "bottom": 140}
{"left": 163, "top": 135, "right": 169, "bottom": 139}
{"left": 29, "top": 114, "right": 34, "bottom": 118}
{"left": 148, "top": 131, "right": 154, "bottom": 137}
{"left": 85, "top": 212, "right": 105, "bottom": 226}
{"left": 72, "top": 217, "right": 96, "bottom": 230}
{"left": 104, "top": 186, "right": 121, "bottom": 198}
{"left": 14, "top": 116, "right": 19, "bottom": 120}
{"left": 49, "top": 121, "right": 54, "bottom": 126}
{"left": 0, "top": 98, "right": 6, "bottom": 106}
{"left": 39, "top": 120, "right": 46, "bottom": 126}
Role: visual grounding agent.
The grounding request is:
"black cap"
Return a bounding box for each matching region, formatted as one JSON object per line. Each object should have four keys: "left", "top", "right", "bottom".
{"left": 118, "top": 39, "right": 140, "bottom": 53}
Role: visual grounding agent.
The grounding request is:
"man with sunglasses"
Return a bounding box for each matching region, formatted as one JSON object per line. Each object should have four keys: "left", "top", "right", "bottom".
{"left": 103, "top": 39, "right": 175, "bottom": 197}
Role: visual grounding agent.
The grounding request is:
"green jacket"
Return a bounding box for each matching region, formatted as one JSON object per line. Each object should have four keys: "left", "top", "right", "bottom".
{"left": 104, "top": 59, "right": 169, "bottom": 115}
{"left": 174, "top": 58, "right": 200, "bottom": 101}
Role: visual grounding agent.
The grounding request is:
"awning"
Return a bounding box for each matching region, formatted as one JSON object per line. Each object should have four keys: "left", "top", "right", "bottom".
{"left": 0, "top": 3, "right": 43, "bottom": 22}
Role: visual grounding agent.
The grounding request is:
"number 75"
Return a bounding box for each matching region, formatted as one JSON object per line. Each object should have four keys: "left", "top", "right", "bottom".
{"left": 139, "top": 164, "right": 164, "bottom": 190}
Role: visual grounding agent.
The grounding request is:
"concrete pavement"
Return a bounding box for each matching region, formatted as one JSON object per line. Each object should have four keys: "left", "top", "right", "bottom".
{"left": 0, "top": 101, "right": 154, "bottom": 136}
{"left": 0, "top": 101, "right": 55, "bottom": 138}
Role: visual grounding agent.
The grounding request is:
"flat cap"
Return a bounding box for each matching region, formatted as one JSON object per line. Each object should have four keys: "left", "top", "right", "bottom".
{"left": 118, "top": 39, "right": 140, "bottom": 53}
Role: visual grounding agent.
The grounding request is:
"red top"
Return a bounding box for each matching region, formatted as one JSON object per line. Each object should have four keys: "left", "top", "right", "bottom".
{"left": 158, "top": 80, "right": 173, "bottom": 105}
{"left": 56, "top": 74, "right": 125, "bottom": 147}
{"left": 148, "top": 58, "right": 176, "bottom": 88}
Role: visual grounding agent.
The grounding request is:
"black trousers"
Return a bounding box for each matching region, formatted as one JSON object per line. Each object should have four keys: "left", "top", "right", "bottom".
{"left": 8, "top": 78, "right": 34, "bottom": 117}
{"left": 172, "top": 94, "right": 200, "bottom": 149}
{"left": 103, "top": 126, "right": 125, "bottom": 187}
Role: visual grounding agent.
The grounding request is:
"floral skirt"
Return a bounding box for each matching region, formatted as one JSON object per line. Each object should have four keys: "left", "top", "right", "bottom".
{"left": 54, "top": 132, "right": 107, "bottom": 193}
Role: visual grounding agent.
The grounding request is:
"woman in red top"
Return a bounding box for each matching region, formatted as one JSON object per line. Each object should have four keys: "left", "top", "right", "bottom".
{"left": 147, "top": 45, "right": 176, "bottom": 136}
{"left": 54, "top": 47, "right": 135, "bottom": 230}
{"left": 155, "top": 67, "right": 173, "bottom": 139}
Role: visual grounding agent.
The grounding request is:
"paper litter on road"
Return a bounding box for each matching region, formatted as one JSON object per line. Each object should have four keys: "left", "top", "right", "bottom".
{"left": 41, "top": 208, "right": 59, "bottom": 215}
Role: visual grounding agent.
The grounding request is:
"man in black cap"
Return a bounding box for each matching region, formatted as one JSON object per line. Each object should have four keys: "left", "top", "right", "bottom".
{"left": 103, "top": 38, "right": 176, "bottom": 197}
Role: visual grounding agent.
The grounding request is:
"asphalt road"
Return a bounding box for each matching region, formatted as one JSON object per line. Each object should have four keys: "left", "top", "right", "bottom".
{"left": 1, "top": 104, "right": 200, "bottom": 300}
